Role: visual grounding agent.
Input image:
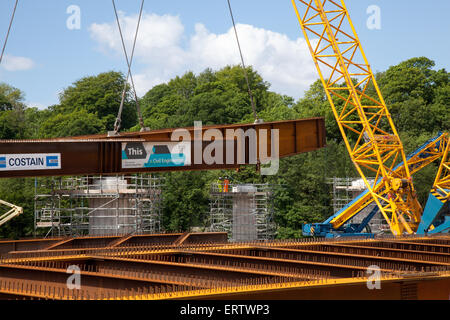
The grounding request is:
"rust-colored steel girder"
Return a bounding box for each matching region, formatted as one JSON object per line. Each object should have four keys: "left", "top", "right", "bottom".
{"left": 0, "top": 118, "right": 325, "bottom": 178}
{"left": 0, "top": 232, "right": 228, "bottom": 254}
{"left": 0, "top": 234, "right": 449, "bottom": 300}
{"left": 348, "top": 239, "right": 450, "bottom": 253}
{"left": 298, "top": 243, "right": 450, "bottom": 264}
{"left": 207, "top": 246, "right": 450, "bottom": 269}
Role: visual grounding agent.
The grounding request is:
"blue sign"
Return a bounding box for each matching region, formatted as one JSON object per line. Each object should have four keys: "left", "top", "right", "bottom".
{"left": 46, "top": 156, "right": 60, "bottom": 167}
{"left": 121, "top": 142, "right": 190, "bottom": 169}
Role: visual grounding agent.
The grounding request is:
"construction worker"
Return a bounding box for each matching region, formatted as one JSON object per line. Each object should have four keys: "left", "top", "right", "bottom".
{"left": 223, "top": 176, "right": 230, "bottom": 193}
{"left": 217, "top": 177, "right": 223, "bottom": 193}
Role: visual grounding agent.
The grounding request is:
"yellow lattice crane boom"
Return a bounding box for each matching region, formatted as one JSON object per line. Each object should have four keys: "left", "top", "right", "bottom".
{"left": 291, "top": 0, "right": 423, "bottom": 235}
{"left": 327, "top": 132, "right": 448, "bottom": 231}
{"left": 417, "top": 136, "right": 450, "bottom": 234}
{"left": 432, "top": 141, "right": 450, "bottom": 203}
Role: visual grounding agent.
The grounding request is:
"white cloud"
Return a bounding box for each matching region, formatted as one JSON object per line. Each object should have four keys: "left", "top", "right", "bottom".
{"left": 89, "top": 13, "right": 317, "bottom": 99}
{"left": 90, "top": 12, "right": 185, "bottom": 61}
{"left": 1, "top": 54, "right": 34, "bottom": 71}
{"left": 188, "top": 23, "right": 318, "bottom": 98}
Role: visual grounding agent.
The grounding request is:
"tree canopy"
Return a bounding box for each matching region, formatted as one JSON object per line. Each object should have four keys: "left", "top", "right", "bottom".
{"left": 42, "top": 71, "right": 138, "bottom": 138}
{"left": 138, "top": 66, "right": 271, "bottom": 130}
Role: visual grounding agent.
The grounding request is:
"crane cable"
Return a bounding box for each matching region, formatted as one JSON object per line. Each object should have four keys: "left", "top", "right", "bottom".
{"left": 226, "top": 0, "right": 261, "bottom": 123}
{"left": 112, "top": 0, "right": 146, "bottom": 134}
{"left": 0, "top": 0, "right": 19, "bottom": 66}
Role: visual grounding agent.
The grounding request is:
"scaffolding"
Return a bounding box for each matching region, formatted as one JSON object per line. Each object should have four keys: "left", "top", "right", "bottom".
{"left": 34, "top": 174, "right": 164, "bottom": 237}
{"left": 328, "top": 177, "right": 388, "bottom": 233}
{"left": 209, "top": 183, "right": 276, "bottom": 242}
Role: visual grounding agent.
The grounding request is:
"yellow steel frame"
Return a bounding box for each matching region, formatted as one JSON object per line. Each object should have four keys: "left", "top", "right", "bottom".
{"left": 330, "top": 133, "right": 448, "bottom": 229}
{"left": 431, "top": 137, "right": 450, "bottom": 203}
{"left": 291, "top": 0, "right": 422, "bottom": 235}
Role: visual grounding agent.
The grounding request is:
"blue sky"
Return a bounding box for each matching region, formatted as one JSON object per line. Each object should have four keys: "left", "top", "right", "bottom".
{"left": 1, "top": 0, "right": 449, "bottom": 109}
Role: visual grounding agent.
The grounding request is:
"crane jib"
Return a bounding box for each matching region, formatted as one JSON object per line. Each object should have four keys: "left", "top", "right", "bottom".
{"left": 292, "top": 0, "right": 429, "bottom": 236}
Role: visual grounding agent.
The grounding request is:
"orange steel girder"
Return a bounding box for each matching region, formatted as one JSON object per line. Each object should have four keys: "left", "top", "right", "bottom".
{"left": 0, "top": 118, "right": 325, "bottom": 178}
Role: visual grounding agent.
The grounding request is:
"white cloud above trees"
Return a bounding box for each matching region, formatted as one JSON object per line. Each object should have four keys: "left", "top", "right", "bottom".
{"left": 89, "top": 12, "right": 317, "bottom": 99}
{"left": 1, "top": 54, "right": 34, "bottom": 71}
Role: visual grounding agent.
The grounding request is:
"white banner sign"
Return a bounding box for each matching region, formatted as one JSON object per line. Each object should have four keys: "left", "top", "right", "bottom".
{"left": 0, "top": 153, "right": 61, "bottom": 171}
{"left": 121, "top": 142, "right": 191, "bottom": 169}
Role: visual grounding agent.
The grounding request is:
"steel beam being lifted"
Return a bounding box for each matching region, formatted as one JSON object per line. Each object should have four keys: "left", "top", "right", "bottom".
{"left": 0, "top": 118, "right": 325, "bottom": 178}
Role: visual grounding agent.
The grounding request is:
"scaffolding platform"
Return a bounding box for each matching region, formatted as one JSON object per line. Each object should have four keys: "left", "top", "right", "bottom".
{"left": 209, "top": 183, "right": 276, "bottom": 241}
{"left": 34, "top": 174, "right": 164, "bottom": 237}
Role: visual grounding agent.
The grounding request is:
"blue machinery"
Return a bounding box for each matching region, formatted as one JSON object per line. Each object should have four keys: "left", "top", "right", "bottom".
{"left": 303, "top": 132, "right": 450, "bottom": 237}
{"left": 291, "top": 0, "right": 449, "bottom": 238}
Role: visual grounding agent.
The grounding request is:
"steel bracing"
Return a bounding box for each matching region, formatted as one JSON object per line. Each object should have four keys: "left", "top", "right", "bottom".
{"left": 292, "top": 0, "right": 425, "bottom": 235}
{"left": 304, "top": 133, "right": 448, "bottom": 237}
{"left": 418, "top": 136, "right": 450, "bottom": 233}
{"left": 432, "top": 138, "right": 450, "bottom": 204}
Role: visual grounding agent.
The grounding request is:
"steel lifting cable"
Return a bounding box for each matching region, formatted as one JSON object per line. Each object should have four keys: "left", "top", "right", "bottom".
{"left": 112, "top": 0, "right": 146, "bottom": 134}
{"left": 0, "top": 0, "right": 19, "bottom": 66}
{"left": 226, "top": 0, "right": 261, "bottom": 123}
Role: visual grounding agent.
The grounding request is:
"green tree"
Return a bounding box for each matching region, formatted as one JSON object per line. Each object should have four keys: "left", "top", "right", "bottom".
{"left": 39, "top": 109, "right": 104, "bottom": 138}
{"left": 0, "top": 84, "right": 35, "bottom": 238}
{"left": 0, "top": 179, "right": 35, "bottom": 239}
{"left": 0, "top": 83, "right": 27, "bottom": 139}
{"left": 161, "top": 171, "right": 210, "bottom": 232}
{"left": 140, "top": 66, "right": 270, "bottom": 129}
{"left": 0, "top": 83, "right": 25, "bottom": 110}
{"left": 378, "top": 57, "right": 449, "bottom": 135}
{"left": 56, "top": 71, "right": 138, "bottom": 131}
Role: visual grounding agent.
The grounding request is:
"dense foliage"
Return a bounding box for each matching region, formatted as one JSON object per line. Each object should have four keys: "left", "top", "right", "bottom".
{"left": 0, "top": 57, "right": 448, "bottom": 239}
